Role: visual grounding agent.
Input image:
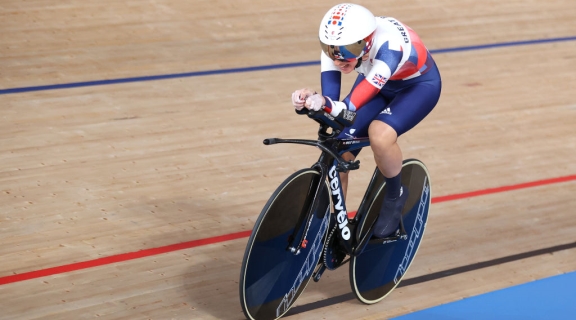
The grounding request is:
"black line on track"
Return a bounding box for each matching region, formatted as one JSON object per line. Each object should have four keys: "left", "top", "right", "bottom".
{"left": 285, "top": 240, "right": 576, "bottom": 316}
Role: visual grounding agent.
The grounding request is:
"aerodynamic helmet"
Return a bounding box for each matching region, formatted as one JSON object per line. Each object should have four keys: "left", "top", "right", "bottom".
{"left": 319, "top": 3, "right": 377, "bottom": 61}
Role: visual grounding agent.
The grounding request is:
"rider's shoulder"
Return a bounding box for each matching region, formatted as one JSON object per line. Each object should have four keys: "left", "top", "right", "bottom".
{"left": 374, "top": 16, "right": 411, "bottom": 32}
{"left": 372, "top": 17, "right": 415, "bottom": 46}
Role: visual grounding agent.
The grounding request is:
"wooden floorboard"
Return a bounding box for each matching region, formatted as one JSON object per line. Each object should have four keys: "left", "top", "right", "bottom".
{"left": 1, "top": 0, "right": 575, "bottom": 319}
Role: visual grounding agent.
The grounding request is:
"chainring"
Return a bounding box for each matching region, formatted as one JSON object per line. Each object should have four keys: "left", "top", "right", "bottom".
{"left": 323, "top": 225, "right": 348, "bottom": 270}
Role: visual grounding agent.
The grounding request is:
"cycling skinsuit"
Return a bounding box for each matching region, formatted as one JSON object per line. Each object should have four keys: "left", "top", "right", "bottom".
{"left": 320, "top": 17, "right": 442, "bottom": 155}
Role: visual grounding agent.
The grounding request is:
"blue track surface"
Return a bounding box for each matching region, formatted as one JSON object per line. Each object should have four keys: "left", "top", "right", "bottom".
{"left": 392, "top": 271, "right": 576, "bottom": 320}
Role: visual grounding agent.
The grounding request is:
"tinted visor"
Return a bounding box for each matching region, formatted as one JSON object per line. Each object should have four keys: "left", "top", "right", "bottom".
{"left": 320, "top": 39, "right": 367, "bottom": 61}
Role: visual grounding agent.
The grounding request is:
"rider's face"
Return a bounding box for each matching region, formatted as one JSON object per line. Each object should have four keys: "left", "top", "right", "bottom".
{"left": 333, "top": 58, "right": 357, "bottom": 74}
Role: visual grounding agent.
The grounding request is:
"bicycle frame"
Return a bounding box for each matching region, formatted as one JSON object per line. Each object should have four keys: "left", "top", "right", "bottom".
{"left": 263, "top": 111, "right": 376, "bottom": 257}
{"left": 240, "top": 110, "right": 429, "bottom": 319}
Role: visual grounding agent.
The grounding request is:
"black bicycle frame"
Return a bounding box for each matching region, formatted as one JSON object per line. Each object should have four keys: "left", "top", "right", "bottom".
{"left": 263, "top": 125, "right": 374, "bottom": 257}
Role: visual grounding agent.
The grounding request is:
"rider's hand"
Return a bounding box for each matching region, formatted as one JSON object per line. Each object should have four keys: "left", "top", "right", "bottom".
{"left": 305, "top": 94, "right": 325, "bottom": 111}
{"left": 291, "top": 91, "right": 305, "bottom": 110}
{"left": 291, "top": 88, "right": 316, "bottom": 110}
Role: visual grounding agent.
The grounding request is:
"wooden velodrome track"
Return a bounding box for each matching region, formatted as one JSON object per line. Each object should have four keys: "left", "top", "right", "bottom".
{"left": 1, "top": 0, "right": 576, "bottom": 319}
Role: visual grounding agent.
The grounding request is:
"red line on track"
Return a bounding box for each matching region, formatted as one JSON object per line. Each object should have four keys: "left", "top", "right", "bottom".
{"left": 0, "top": 230, "right": 251, "bottom": 286}
{"left": 431, "top": 174, "right": 576, "bottom": 203}
{"left": 1, "top": 174, "right": 575, "bottom": 286}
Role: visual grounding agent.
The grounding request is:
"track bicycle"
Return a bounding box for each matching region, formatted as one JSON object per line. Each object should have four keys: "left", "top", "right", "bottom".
{"left": 239, "top": 108, "right": 432, "bottom": 320}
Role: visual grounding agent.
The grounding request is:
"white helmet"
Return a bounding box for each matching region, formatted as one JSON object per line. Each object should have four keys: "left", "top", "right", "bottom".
{"left": 319, "top": 3, "right": 377, "bottom": 61}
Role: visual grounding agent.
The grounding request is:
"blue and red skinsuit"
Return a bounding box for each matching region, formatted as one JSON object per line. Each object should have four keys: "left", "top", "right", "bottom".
{"left": 320, "top": 17, "right": 442, "bottom": 146}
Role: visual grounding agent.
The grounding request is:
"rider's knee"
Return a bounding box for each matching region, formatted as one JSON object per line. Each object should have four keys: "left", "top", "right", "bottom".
{"left": 368, "top": 121, "right": 398, "bottom": 148}
{"left": 342, "top": 151, "right": 356, "bottom": 162}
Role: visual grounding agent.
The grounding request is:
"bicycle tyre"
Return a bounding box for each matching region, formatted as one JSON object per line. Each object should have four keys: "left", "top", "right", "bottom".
{"left": 349, "top": 159, "right": 431, "bottom": 304}
{"left": 239, "top": 168, "right": 331, "bottom": 320}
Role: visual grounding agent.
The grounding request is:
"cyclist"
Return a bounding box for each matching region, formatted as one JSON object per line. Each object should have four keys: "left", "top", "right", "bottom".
{"left": 292, "top": 3, "right": 441, "bottom": 238}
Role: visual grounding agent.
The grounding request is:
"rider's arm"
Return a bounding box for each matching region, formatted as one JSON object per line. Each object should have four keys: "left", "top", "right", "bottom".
{"left": 320, "top": 51, "right": 342, "bottom": 102}
{"left": 321, "top": 40, "right": 404, "bottom": 116}
{"left": 347, "top": 41, "right": 403, "bottom": 112}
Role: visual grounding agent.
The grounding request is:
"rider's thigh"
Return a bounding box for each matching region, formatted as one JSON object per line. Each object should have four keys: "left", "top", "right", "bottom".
{"left": 376, "top": 70, "right": 442, "bottom": 137}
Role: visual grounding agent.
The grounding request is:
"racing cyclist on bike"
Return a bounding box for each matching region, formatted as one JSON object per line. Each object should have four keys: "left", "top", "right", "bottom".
{"left": 292, "top": 3, "right": 441, "bottom": 238}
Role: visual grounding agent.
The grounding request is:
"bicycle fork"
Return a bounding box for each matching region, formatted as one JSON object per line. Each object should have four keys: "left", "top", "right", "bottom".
{"left": 286, "top": 163, "right": 329, "bottom": 255}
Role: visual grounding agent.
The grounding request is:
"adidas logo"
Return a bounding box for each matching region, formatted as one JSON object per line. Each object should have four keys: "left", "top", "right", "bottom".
{"left": 380, "top": 108, "right": 392, "bottom": 115}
